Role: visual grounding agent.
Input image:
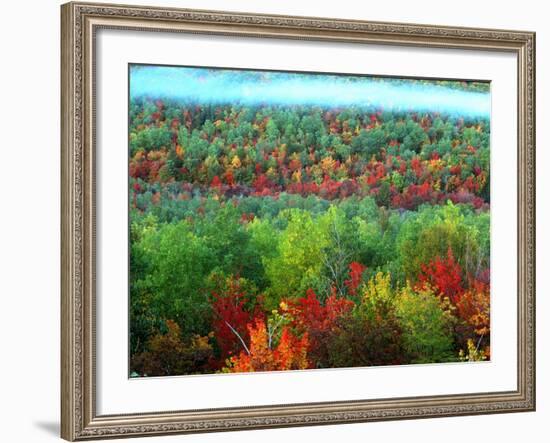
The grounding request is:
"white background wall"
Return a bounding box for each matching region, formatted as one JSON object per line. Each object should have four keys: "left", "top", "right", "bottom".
{"left": 0, "top": 0, "right": 546, "bottom": 442}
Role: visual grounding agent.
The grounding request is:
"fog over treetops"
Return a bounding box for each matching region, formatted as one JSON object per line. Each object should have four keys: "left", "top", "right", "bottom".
{"left": 130, "top": 65, "right": 490, "bottom": 118}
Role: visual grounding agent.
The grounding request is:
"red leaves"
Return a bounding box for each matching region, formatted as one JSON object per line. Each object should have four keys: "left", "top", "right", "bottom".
{"left": 288, "top": 157, "right": 302, "bottom": 172}
{"left": 130, "top": 101, "right": 490, "bottom": 211}
{"left": 411, "top": 157, "right": 423, "bottom": 178}
{"left": 275, "top": 328, "right": 309, "bottom": 370}
{"left": 287, "top": 289, "right": 354, "bottom": 363}
{"left": 289, "top": 289, "right": 353, "bottom": 333}
{"left": 240, "top": 212, "right": 255, "bottom": 223}
{"left": 391, "top": 182, "right": 439, "bottom": 210}
{"left": 448, "top": 189, "right": 485, "bottom": 209}
{"left": 344, "top": 262, "right": 367, "bottom": 296}
{"left": 286, "top": 181, "right": 319, "bottom": 196}
{"left": 227, "top": 318, "right": 309, "bottom": 372}
{"left": 252, "top": 173, "right": 270, "bottom": 193}
{"left": 418, "top": 248, "right": 463, "bottom": 304}
{"left": 171, "top": 117, "right": 180, "bottom": 129}
{"left": 319, "top": 175, "right": 341, "bottom": 199}
{"left": 129, "top": 150, "right": 168, "bottom": 182}
{"left": 212, "top": 273, "right": 361, "bottom": 371}
{"left": 224, "top": 169, "right": 235, "bottom": 186}
{"left": 211, "top": 175, "right": 222, "bottom": 189}
{"left": 318, "top": 176, "right": 359, "bottom": 200}
{"left": 456, "top": 279, "right": 490, "bottom": 336}
{"left": 211, "top": 278, "right": 260, "bottom": 360}
{"left": 450, "top": 164, "right": 462, "bottom": 176}
{"left": 366, "top": 162, "right": 386, "bottom": 186}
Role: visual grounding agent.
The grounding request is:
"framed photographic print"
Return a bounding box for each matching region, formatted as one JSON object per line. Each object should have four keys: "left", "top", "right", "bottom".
{"left": 61, "top": 1, "right": 536, "bottom": 440}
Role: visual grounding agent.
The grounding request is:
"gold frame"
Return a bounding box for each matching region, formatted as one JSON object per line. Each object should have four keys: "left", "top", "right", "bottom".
{"left": 61, "top": 2, "right": 536, "bottom": 440}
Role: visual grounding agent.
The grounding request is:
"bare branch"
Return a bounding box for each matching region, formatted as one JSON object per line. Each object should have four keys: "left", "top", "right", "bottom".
{"left": 224, "top": 320, "right": 251, "bottom": 355}
{"left": 267, "top": 316, "right": 285, "bottom": 350}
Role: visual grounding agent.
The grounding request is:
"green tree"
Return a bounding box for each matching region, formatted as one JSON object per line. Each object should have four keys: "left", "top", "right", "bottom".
{"left": 137, "top": 220, "right": 213, "bottom": 337}
{"left": 264, "top": 209, "right": 329, "bottom": 308}
{"left": 396, "top": 202, "right": 485, "bottom": 280}
{"left": 395, "top": 285, "right": 455, "bottom": 363}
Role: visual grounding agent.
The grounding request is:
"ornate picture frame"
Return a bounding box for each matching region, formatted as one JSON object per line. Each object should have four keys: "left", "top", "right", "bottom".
{"left": 61, "top": 1, "right": 535, "bottom": 440}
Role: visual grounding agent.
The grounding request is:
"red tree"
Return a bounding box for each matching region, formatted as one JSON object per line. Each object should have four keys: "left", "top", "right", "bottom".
{"left": 227, "top": 318, "right": 309, "bottom": 373}
{"left": 287, "top": 289, "right": 354, "bottom": 365}
{"left": 417, "top": 248, "right": 464, "bottom": 304}
{"left": 344, "top": 262, "right": 367, "bottom": 296}
{"left": 211, "top": 175, "right": 222, "bottom": 189}
{"left": 211, "top": 278, "right": 261, "bottom": 361}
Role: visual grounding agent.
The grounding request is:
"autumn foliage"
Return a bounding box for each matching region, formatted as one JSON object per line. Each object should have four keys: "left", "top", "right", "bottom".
{"left": 131, "top": 320, "right": 214, "bottom": 376}
{"left": 227, "top": 318, "right": 309, "bottom": 372}
{"left": 210, "top": 278, "right": 260, "bottom": 361}
{"left": 344, "top": 262, "right": 367, "bottom": 296}
{"left": 456, "top": 280, "right": 490, "bottom": 337}
{"left": 129, "top": 75, "right": 491, "bottom": 377}
{"left": 417, "top": 249, "right": 464, "bottom": 304}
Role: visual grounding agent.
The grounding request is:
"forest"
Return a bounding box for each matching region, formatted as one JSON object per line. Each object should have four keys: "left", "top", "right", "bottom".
{"left": 129, "top": 68, "right": 490, "bottom": 377}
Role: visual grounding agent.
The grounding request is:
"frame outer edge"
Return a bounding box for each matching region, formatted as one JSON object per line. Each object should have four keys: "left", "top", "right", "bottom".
{"left": 60, "top": 1, "right": 536, "bottom": 439}
{"left": 61, "top": 2, "right": 77, "bottom": 441}
{"left": 527, "top": 31, "right": 536, "bottom": 411}
{"left": 532, "top": 32, "right": 536, "bottom": 411}
{"left": 518, "top": 31, "right": 536, "bottom": 411}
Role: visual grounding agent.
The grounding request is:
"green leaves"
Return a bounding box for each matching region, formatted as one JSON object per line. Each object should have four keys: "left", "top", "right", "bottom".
{"left": 137, "top": 220, "right": 213, "bottom": 337}
{"left": 395, "top": 285, "right": 455, "bottom": 364}
{"left": 264, "top": 209, "right": 329, "bottom": 308}
{"left": 396, "top": 201, "right": 487, "bottom": 280}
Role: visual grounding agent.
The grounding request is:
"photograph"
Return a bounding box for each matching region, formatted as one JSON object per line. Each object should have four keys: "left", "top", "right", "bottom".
{"left": 128, "top": 64, "right": 491, "bottom": 377}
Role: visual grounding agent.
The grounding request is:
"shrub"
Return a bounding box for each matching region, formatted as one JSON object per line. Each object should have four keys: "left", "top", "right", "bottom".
{"left": 394, "top": 285, "right": 455, "bottom": 363}
{"left": 131, "top": 320, "right": 214, "bottom": 376}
